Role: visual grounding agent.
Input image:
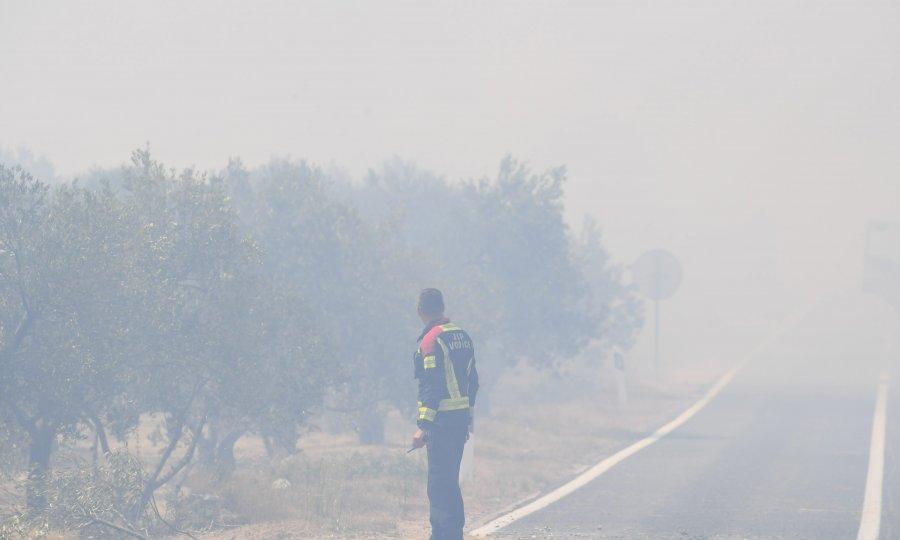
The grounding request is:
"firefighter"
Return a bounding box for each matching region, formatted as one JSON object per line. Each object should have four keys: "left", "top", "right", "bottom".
{"left": 411, "top": 288, "right": 478, "bottom": 540}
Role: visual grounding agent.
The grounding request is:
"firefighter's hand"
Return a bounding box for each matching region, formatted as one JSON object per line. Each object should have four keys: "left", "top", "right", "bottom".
{"left": 412, "top": 428, "right": 427, "bottom": 449}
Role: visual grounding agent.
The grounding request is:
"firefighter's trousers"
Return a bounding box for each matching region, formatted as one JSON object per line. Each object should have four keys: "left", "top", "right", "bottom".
{"left": 426, "top": 423, "right": 468, "bottom": 540}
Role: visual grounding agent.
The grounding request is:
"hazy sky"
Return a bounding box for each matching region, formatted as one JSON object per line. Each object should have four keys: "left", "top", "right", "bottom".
{"left": 2, "top": 1, "right": 899, "bottom": 360}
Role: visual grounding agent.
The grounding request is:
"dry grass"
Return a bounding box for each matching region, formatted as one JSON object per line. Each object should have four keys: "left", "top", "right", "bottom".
{"left": 190, "top": 364, "right": 720, "bottom": 539}
{"left": 0, "top": 363, "right": 720, "bottom": 538}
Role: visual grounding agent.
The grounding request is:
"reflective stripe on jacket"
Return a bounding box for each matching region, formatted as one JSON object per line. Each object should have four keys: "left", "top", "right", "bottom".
{"left": 414, "top": 317, "right": 479, "bottom": 428}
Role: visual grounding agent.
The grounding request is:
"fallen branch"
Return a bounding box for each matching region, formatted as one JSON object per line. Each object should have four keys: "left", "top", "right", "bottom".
{"left": 151, "top": 493, "right": 197, "bottom": 540}
{"left": 82, "top": 515, "right": 149, "bottom": 540}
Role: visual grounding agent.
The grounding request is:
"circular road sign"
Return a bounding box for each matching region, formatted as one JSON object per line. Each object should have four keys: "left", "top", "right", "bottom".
{"left": 632, "top": 249, "right": 682, "bottom": 301}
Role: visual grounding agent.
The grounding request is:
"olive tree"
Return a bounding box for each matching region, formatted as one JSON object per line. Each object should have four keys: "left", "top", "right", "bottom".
{"left": 103, "top": 151, "right": 333, "bottom": 516}
{"left": 575, "top": 217, "right": 643, "bottom": 356}
{"left": 0, "top": 165, "right": 138, "bottom": 511}
{"left": 228, "top": 158, "right": 413, "bottom": 444}
{"left": 356, "top": 157, "right": 611, "bottom": 413}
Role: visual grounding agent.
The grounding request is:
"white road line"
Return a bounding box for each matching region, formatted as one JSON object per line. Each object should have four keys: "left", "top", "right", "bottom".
{"left": 468, "top": 364, "right": 740, "bottom": 537}
{"left": 857, "top": 371, "right": 889, "bottom": 540}
{"left": 469, "top": 309, "right": 810, "bottom": 538}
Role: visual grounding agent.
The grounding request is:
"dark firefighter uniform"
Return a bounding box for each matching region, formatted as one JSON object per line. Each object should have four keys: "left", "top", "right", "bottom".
{"left": 414, "top": 317, "right": 478, "bottom": 540}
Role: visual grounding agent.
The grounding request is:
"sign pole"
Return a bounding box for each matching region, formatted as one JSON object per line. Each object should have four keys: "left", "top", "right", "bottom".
{"left": 632, "top": 249, "right": 681, "bottom": 381}
{"left": 654, "top": 298, "right": 660, "bottom": 379}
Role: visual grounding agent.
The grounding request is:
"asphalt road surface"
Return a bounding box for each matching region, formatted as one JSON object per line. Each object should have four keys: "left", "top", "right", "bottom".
{"left": 488, "top": 296, "right": 899, "bottom": 539}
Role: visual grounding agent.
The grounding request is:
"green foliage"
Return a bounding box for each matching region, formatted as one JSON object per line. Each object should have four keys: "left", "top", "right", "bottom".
{"left": 227, "top": 158, "right": 416, "bottom": 427}
{"left": 0, "top": 411, "right": 25, "bottom": 476}
{"left": 576, "top": 217, "right": 644, "bottom": 354}
{"left": 357, "top": 157, "right": 624, "bottom": 368}
{"left": 0, "top": 514, "right": 52, "bottom": 539}
{"left": 47, "top": 451, "right": 146, "bottom": 529}
{"left": 1, "top": 451, "right": 146, "bottom": 538}
{"left": 0, "top": 163, "right": 142, "bottom": 511}
{"left": 0, "top": 150, "right": 641, "bottom": 534}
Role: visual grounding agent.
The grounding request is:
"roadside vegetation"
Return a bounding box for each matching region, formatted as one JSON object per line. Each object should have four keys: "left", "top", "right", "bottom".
{"left": 0, "top": 151, "right": 642, "bottom": 538}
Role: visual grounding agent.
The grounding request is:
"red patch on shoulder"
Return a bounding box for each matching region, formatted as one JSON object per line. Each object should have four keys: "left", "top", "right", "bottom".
{"left": 420, "top": 319, "right": 449, "bottom": 354}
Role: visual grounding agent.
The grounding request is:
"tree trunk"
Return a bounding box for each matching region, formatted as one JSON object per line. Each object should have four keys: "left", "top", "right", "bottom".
{"left": 263, "top": 435, "right": 276, "bottom": 458}
{"left": 91, "top": 429, "right": 99, "bottom": 468}
{"left": 261, "top": 425, "right": 299, "bottom": 457}
{"left": 132, "top": 413, "right": 206, "bottom": 523}
{"left": 26, "top": 425, "right": 54, "bottom": 513}
{"left": 214, "top": 429, "right": 245, "bottom": 481}
{"left": 92, "top": 415, "right": 111, "bottom": 456}
{"left": 197, "top": 420, "right": 219, "bottom": 468}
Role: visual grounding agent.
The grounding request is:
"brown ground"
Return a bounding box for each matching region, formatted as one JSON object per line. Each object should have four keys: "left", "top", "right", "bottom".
{"left": 0, "top": 362, "right": 721, "bottom": 539}
{"left": 193, "top": 363, "right": 721, "bottom": 539}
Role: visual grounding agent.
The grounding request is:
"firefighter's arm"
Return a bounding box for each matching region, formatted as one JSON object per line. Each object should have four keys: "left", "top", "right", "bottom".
{"left": 415, "top": 343, "right": 444, "bottom": 428}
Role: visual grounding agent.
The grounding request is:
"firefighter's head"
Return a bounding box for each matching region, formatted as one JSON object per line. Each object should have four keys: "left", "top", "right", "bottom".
{"left": 417, "top": 288, "right": 445, "bottom": 323}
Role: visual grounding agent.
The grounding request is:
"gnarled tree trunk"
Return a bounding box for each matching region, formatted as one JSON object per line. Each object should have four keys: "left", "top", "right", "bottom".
{"left": 214, "top": 429, "right": 245, "bottom": 481}
{"left": 26, "top": 424, "right": 54, "bottom": 513}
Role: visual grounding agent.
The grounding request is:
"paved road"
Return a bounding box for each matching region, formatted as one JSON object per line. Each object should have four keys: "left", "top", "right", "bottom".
{"left": 492, "top": 297, "right": 897, "bottom": 539}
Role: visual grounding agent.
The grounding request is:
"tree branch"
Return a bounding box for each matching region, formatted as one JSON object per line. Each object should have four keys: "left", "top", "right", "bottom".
{"left": 86, "top": 412, "right": 111, "bottom": 455}
{"left": 151, "top": 493, "right": 197, "bottom": 540}
{"left": 146, "top": 379, "right": 206, "bottom": 488}
{"left": 135, "top": 379, "right": 208, "bottom": 521}
{"left": 1, "top": 310, "right": 35, "bottom": 364}
{"left": 9, "top": 241, "right": 33, "bottom": 316}
{"left": 82, "top": 515, "right": 149, "bottom": 540}
{"left": 1, "top": 396, "right": 37, "bottom": 437}
{"left": 154, "top": 414, "right": 207, "bottom": 489}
